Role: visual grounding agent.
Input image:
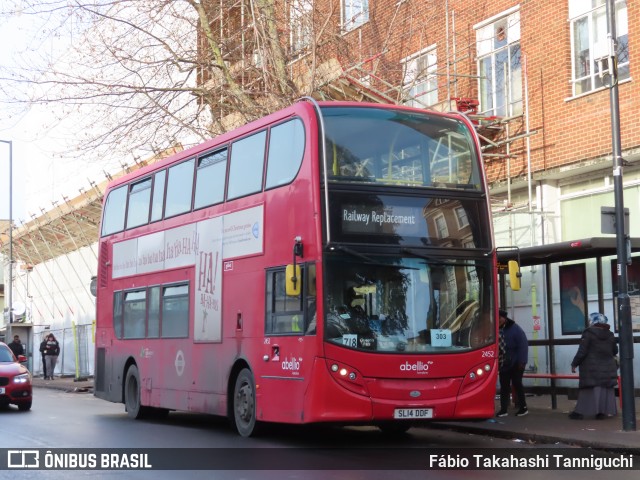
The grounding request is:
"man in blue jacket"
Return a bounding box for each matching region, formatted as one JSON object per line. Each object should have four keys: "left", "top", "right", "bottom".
{"left": 496, "top": 309, "right": 529, "bottom": 417}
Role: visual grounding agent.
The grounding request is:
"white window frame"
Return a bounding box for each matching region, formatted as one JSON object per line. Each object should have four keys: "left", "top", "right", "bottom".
{"left": 342, "top": 0, "right": 369, "bottom": 32}
{"left": 402, "top": 46, "right": 438, "bottom": 108}
{"left": 434, "top": 214, "right": 449, "bottom": 239}
{"left": 475, "top": 8, "right": 522, "bottom": 117}
{"left": 290, "top": 0, "right": 313, "bottom": 53}
{"left": 569, "top": 0, "right": 629, "bottom": 97}
{"left": 455, "top": 206, "right": 469, "bottom": 229}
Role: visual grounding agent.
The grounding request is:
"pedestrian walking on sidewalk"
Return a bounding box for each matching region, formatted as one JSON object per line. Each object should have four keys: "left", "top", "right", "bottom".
{"left": 569, "top": 312, "right": 618, "bottom": 420}
{"left": 39, "top": 336, "right": 48, "bottom": 379}
{"left": 43, "top": 333, "right": 60, "bottom": 380}
{"left": 496, "top": 309, "right": 529, "bottom": 417}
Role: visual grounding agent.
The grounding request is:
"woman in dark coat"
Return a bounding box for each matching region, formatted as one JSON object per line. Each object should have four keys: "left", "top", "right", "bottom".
{"left": 569, "top": 312, "right": 618, "bottom": 420}
{"left": 43, "top": 333, "right": 61, "bottom": 380}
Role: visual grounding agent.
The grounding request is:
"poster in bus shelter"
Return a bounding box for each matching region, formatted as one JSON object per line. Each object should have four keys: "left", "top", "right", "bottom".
{"left": 559, "top": 263, "right": 588, "bottom": 335}
{"left": 610, "top": 257, "right": 640, "bottom": 333}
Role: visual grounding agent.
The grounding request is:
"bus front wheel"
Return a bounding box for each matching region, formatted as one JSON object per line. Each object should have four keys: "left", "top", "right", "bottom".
{"left": 232, "top": 368, "right": 258, "bottom": 437}
{"left": 124, "top": 365, "right": 147, "bottom": 419}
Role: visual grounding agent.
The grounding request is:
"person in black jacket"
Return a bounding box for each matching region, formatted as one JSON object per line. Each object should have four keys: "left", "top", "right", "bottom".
{"left": 39, "top": 336, "right": 48, "bottom": 379}
{"left": 43, "top": 333, "right": 61, "bottom": 380}
{"left": 8, "top": 335, "right": 25, "bottom": 358}
{"left": 569, "top": 312, "right": 618, "bottom": 420}
{"left": 496, "top": 309, "right": 529, "bottom": 417}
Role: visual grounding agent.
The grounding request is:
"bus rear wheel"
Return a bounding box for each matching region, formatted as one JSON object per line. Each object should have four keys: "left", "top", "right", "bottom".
{"left": 124, "top": 365, "right": 148, "bottom": 419}
{"left": 233, "top": 368, "right": 258, "bottom": 437}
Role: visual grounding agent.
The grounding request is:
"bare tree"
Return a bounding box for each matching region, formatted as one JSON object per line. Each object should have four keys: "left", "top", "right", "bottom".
{"left": 0, "top": 1, "right": 474, "bottom": 166}
{"left": 0, "top": 0, "right": 331, "bottom": 162}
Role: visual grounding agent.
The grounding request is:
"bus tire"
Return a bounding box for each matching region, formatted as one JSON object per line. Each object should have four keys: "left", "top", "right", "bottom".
{"left": 232, "top": 368, "right": 258, "bottom": 437}
{"left": 124, "top": 365, "right": 147, "bottom": 419}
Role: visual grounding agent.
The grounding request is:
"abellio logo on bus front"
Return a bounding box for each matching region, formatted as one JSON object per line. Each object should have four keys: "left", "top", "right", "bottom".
{"left": 399, "top": 360, "right": 433, "bottom": 374}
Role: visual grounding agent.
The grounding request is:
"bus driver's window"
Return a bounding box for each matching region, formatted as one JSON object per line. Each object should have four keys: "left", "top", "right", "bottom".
{"left": 265, "top": 267, "right": 304, "bottom": 335}
{"left": 305, "top": 263, "right": 317, "bottom": 335}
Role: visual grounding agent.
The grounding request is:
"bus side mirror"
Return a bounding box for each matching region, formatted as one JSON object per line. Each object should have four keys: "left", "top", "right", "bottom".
{"left": 286, "top": 265, "right": 302, "bottom": 296}
{"left": 90, "top": 276, "right": 97, "bottom": 297}
{"left": 508, "top": 260, "right": 521, "bottom": 291}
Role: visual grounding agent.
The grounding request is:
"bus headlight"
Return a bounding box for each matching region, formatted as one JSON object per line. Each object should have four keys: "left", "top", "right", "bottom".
{"left": 325, "top": 359, "right": 368, "bottom": 396}
{"left": 460, "top": 362, "right": 494, "bottom": 394}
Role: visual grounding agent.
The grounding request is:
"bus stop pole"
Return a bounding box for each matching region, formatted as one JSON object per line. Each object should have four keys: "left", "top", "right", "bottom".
{"left": 607, "top": 0, "right": 636, "bottom": 432}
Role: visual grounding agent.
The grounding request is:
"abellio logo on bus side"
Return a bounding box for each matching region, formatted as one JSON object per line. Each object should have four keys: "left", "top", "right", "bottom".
{"left": 399, "top": 360, "right": 433, "bottom": 374}
{"left": 282, "top": 357, "right": 302, "bottom": 375}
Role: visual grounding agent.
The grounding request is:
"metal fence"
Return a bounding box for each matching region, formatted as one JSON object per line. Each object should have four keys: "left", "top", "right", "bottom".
{"left": 31, "top": 323, "right": 94, "bottom": 379}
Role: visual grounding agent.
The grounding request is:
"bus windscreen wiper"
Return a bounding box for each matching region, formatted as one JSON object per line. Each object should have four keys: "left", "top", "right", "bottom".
{"left": 332, "top": 245, "right": 376, "bottom": 263}
{"left": 401, "top": 247, "right": 475, "bottom": 266}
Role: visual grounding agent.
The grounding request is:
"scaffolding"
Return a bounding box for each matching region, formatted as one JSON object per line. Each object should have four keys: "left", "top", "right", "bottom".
{"left": 196, "top": 0, "right": 538, "bottom": 193}
{"left": 297, "top": 11, "right": 538, "bottom": 220}
{"left": 0, "top": 147, "right": 181, "bottom": 330}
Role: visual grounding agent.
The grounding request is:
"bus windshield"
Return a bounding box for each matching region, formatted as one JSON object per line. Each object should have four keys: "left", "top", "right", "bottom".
{"left": 321, "top": 106, "right": 481, "bottom": 189}
{"left": 324, "top": 254, "right": 493, "bottom": 353}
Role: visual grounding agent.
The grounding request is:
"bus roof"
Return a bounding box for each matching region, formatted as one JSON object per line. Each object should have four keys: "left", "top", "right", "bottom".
{"left": 105, "top": 100, "right": 475, "bottom": 192}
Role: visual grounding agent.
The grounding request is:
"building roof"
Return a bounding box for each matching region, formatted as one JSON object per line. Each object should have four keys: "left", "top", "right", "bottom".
{"left": 0, "top": 185, "right": 104, "bottom": 265}
{"left": 0, "top": 148, "right": 180, "bottom": 266}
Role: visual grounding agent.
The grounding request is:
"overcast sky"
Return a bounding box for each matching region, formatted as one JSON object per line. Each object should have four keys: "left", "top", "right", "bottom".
{"left": 0, "top": 8, "right": 121, "bottom": 225}
{"left": 0, "top": 11, "right": 30, "bottom": 223}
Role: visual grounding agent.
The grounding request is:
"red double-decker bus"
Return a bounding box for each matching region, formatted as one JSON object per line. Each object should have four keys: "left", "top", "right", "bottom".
{"left": 94, "top": 99, "right": 503, "bottom": 436}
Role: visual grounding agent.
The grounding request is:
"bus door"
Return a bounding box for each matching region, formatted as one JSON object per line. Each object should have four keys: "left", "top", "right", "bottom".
{"left": 259, "top": 264, "right": 316, "bottom": 423}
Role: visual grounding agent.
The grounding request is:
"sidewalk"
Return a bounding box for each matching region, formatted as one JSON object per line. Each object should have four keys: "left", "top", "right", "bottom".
{"left": 32, "top": 375, "right": 94, "bottom": 393}
{"left": 431, "top": 393, "right": 640, "bottom": 452}
{"left": 32, "top": 376, "right": 640, "bottom": 450}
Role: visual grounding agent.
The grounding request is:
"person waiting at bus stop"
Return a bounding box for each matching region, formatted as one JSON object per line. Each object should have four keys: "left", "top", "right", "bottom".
{"left": 496, "top": 309, "right": 529, "bottom": 417}
{"left": 569, "top": 312, "right": 618, "bottom": 420}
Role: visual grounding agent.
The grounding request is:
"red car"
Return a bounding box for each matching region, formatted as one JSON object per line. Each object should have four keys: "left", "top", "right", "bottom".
{"left": 0, "top": 342, "right": 32, "bottom": 411}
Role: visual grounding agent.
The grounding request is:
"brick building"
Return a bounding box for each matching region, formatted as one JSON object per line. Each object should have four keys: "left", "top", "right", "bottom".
{"left": 205, "top": 0, "right": 637, "bottom": 246}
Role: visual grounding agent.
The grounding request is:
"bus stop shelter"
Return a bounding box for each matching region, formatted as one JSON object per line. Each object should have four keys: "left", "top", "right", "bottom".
{"left": 497, "top": 237, "right": 640, "bottom": 406}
